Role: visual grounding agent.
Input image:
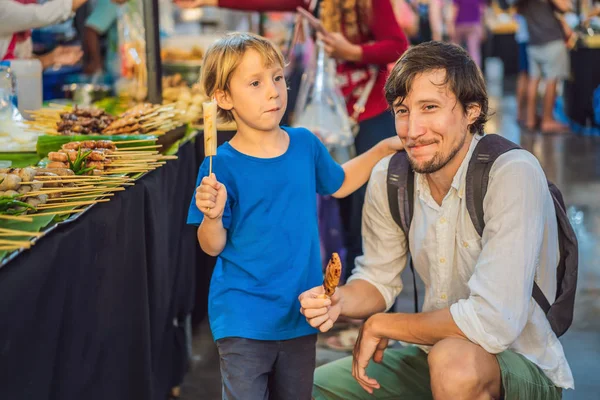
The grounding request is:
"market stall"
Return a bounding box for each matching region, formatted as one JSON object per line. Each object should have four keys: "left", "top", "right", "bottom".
{"left": 0, "top": 0, "right": 234, "bottom": 398}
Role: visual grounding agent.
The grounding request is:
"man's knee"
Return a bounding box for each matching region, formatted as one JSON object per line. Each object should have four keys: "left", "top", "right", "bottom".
{"left": 428, "top": 338, "right": 500, "bottom": 399}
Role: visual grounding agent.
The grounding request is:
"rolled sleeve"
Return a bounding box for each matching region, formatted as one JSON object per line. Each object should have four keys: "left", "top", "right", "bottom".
{"left": 449, "top": 151, "right": 549, "bottom": 353}
{"left": 347, "top": 155, "right": 407, "bottom": 311}
{"left": 0, "top": 0, "right": 73, "bottom": 36}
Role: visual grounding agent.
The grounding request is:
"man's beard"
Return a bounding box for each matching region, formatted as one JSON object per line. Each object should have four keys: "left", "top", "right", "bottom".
{"left": 407, "top": 133, "right": 467, "bottom": 174}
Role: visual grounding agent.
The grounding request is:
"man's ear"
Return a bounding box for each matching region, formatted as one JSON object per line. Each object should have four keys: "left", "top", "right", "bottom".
{"left": 215, "top": 89, "right": 233, "bottom": 111}
{"left": 466, "top": 103, "right": 481, "bottom": 125}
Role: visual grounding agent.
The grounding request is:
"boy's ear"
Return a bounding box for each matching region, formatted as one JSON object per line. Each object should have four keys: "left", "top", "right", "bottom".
{"left": 215, "top": 89, "right": 233, "bottom": 111}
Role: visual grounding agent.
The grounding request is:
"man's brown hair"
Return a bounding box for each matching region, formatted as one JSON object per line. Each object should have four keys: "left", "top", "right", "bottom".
{"left": 385, "top": 41, "right": 489, "bottom": 135}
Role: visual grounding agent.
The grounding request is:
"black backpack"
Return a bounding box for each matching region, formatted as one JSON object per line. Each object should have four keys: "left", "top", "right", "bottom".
{"left": 386, "top": 134, "right": 578, "bottom": 337}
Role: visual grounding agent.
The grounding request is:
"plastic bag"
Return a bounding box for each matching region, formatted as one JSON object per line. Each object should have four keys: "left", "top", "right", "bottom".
{"left": 117, "top": 0, "right": 147, "bottom": 102}
{"left": 293, "top": 40, "right": 354, "bottom": 150}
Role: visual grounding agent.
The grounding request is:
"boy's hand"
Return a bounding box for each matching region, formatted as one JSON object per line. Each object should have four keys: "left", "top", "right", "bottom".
{"left": 195, "top": 173, "right": 227, "bottom": 220}
{"left": 380, "top": 135, "right": 404, "bottom": 155}
{"left": 299, "top": 285, "right": 343, "bottom": 333}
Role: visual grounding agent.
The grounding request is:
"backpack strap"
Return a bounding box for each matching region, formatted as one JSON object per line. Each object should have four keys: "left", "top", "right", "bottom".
{"left": 465, "top": 135, "right": 553, "bottom": 317}
{"left": 465, "top": 134, "right": 521, "bottom": 236}
{"left": 387, "top": 151, "right": 418, "bottom": 313}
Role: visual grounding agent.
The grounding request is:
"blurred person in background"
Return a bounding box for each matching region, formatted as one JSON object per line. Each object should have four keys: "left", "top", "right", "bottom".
{"left": 513, "top": 3, "right": 530, "bottom": 125}
{"left": 517, "top": 0, "right": 571, "bottom": 133}
{"left": 175, "top": 0, "right": 409, "bottom": 301}
{"left": 448, "top": 0, "right": 487, "bottom": 67}
{"left": 0, "top": 0, "right": 87, "bottom": 67}
{"left": 400, "top": 0, "right": 444, "bottom": 43}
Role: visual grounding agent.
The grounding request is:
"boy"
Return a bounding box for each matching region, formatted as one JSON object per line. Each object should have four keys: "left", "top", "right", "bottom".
{"left": 187, "top": 32, "right": 402, "bottom": 399}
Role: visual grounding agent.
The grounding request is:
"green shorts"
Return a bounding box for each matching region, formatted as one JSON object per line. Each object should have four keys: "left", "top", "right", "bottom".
{"left": 313, "top": 346, "right": 562, "bottom": 400}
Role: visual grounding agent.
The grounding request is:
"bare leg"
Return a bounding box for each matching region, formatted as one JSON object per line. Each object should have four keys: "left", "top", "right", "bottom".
{"left": 516, "top": 72, "right": 529, "bottom": 123}
{"left": 526, "top": 76, "right": 541, "bottom": 130}
{"left": 541, "top": 78, "right": 569, "bottom": 133}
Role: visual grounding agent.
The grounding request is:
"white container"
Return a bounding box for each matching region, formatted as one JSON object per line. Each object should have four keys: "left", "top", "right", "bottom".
{"left": 10, "top": 59, "right": 42, "bottom": 119}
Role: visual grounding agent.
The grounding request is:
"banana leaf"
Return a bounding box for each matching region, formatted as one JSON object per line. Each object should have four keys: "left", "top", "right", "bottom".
{"left": 0, "top": 152, "right": 41, "bottom": 168}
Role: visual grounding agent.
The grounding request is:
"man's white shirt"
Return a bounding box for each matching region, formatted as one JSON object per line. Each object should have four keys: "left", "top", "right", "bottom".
{"left": 349, "top": 134, "right": 574, "bottom": 389}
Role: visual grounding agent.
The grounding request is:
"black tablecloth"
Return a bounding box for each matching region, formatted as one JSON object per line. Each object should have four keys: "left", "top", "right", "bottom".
{"left": 482, "top": 33, "right": 519, "bottom": 76}
{"left": 0, "top": 140, "right": 201, "bottom": 400}
{"left": 564, "top": 46, "right": 600, "bottom": 128}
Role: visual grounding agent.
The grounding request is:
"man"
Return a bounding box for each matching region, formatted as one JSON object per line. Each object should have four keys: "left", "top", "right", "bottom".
{"left": 517, "top": 0, "right": 572, "bottom": 133}
{"left": 299, "top": 42, "right": 573, "bottom": 399}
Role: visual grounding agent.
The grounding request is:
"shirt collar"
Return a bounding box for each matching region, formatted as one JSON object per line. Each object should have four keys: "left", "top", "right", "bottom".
{"left": 415, "top": 133, "right": 482, "bottom": 200}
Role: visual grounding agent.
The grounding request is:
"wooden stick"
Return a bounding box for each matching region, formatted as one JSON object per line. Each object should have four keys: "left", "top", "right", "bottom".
{"left": 105, "top": 151, "right": 159, "bottom": 157}
{"left": 30, "top": 208, "right": 88, "bottom": 217}
{"left": 36, "top": 199, "right": 110, "bottom": 209}
{"left": 112, "top": 139, "right": 157, "bottom": 145}
{"left": 0, "top": 232, "right": 39, "bottom": 238}
{"left": 47, "top": 193, "right": 114, "bottom": 202}
{"left": 0, "top": 214, "right": 33, "bottom": 221}
{"left": 0, "top": 239, "right": 31, "bottom": 247}
{"left": 59, "top": 188, "right": 125, "bottom": 198}
{"left": 24, "top": 185, "right": 97, "bottom": 197}
{"left": 0, "top": 227, "right": 43, "bottom": 237}
{"left": 33, "top": 175, "right": 131, "bottom": 180}
{"left": 116, "top": 145, "right": 162, "bottom": 151}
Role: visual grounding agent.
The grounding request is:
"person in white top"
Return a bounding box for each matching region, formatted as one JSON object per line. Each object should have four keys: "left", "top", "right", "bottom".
{"left": 300, "top": 41, "right": 573, "bottom": 399}
{"left": 0, "top": 0, "right": 88, "bottom": 67}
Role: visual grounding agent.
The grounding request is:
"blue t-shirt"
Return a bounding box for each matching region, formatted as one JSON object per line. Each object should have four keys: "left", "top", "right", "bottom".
{"left": 187, "top": 126, "right": 345, "bottom": 341}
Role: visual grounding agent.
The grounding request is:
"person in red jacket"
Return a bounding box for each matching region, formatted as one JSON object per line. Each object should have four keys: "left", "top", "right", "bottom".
{"left": 176, "top": 0, "right": 409, "bottom": 285}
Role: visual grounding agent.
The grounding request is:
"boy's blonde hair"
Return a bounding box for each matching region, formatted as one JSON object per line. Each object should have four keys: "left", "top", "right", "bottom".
{"left": 200, "top": 32, "right": 286, "bottom": 123}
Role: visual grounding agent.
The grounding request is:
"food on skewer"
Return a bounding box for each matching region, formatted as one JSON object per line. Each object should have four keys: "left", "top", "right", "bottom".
{"left": 56, "top": 106, "right": 115, "bottom": 135}
{"left": 101, "top": 103, "right": 183, "bottom": 135}
{"left": 321, "top": 253, "right": 342, "bottom": 298}
{"left": 0, "top": 173, "right": 22, "bottom": 191}
{"left": 203, "top": 100, "right": 218, "bottom": 175}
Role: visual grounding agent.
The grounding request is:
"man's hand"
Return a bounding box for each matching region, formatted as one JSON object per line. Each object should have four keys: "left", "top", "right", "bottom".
{"left": 173, "top": 0, "right": 217, "bottom": 9}
{"left": 352, "top": 317, "right": 388, "bottom": 394}
{"left": 317, "top": 32, "right": 362, "bottom": 62}
{"left": 195, "top": 173, "right": 227, "bottom": 220}
{"left": 299, "top": 285, "right": 342, "bottom": 332}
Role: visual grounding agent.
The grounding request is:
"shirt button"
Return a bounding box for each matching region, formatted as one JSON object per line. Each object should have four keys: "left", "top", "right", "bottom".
{"left": 439, "top": 257, "right": 446, "bottom": 264}
{"left": 439, "top": 217, "right": 447, "bottom": 224}
{"left": 463, "top": 241, "right": 469, "bottom": 248}
{"left": 441, "top": 294, "right": 447, "bottom": 300}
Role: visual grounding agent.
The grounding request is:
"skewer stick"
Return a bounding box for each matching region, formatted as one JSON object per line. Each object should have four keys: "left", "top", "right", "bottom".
{"left": 33, "top": 175, "right": 131, "bottom": 180}
{"left": 0, "top": 227, "right": 43, "bottom": 237}
{"left": 0, "top": 239, "right": 31, "bottom": 247}
{"left": 105, "top": 151, "right": 159, "bottom": 157}
{"left": 0, "top": 232, "right": 40, "bottom": 238}
{"left": 112, "top": 139, "right": 157, "bottom": 145}
{"left": 29, "top": 208, "right": 88, "bottom": 217}
{"left": 0, "top": 214, "right": 33, "bottom": 221}
{"left": 59, "top": 188, "right": 125, "bottom": 198}
{"left": 0, "top": 246, "right": 26, "bottom": 251}
{"left": 24, "top": 185, "right": 97, "bottom": 197}
{"left": 47, "top": 193, "right": 114, "bottom": 202}
{"left": 117, "top": 145, "right": 162, "bottom": 151}
{"left": 35, "top": 199, "right": 110, "bottom": 209}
